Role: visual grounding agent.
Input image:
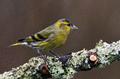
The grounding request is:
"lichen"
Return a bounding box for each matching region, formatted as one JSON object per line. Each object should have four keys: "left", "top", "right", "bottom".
{"left": 0, "top": 40, "right": 120, "bottom": 79}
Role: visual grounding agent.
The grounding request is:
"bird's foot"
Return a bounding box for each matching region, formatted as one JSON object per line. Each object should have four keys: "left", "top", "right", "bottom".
{"left": 38, "top": 55, "right": 48, "bottom": 64}
{"left": 49, "top": 50, "right": 60, "bottom": 58}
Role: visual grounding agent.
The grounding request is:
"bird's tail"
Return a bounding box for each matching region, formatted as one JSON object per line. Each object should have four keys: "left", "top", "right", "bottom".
{"left": 9, "top": 42, "right": 26, "bottom": 47}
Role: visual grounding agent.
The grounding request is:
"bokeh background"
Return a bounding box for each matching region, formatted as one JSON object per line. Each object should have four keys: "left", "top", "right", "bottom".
{"left": 0, "top": 0, "right": 120, "bottom": 79}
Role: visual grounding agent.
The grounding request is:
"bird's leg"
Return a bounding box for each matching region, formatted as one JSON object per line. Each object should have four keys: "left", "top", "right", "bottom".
{"left": 36, "top": 49, "right": 47, "bottom": 64}
{"left": 36, "top": 49, "right": 43, "bottom": 56}
{"left": 49, "top": 50, "right": 60, "bottom": 58}
{"left": 44, "top": 55, "right": 47, "bottom": 64}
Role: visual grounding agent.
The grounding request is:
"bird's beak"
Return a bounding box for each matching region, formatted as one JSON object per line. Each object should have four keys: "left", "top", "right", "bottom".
{"left": 70, "top": 24, "right": 78, "bottom": 29}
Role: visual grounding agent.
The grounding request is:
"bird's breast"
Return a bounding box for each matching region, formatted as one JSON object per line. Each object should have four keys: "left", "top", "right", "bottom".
{"left": 44, "top": 31, "right": 69, "bottom": 51}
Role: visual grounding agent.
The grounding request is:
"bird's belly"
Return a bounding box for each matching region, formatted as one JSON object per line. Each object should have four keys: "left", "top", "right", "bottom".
{"left": 44, "top": 35, "right": 67, "bottom": 51}
{"left": 29, "top": 33, "right": 68, "bottom": 52}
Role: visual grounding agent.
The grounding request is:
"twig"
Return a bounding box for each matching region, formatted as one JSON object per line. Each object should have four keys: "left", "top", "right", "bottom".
{"left": 0, "top": 40, "right": 120, "bottom": 79}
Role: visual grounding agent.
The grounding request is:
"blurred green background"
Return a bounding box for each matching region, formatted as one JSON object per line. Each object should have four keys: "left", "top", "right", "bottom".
{"left": 0, "top": 0, "right": 120, "bottom": 79}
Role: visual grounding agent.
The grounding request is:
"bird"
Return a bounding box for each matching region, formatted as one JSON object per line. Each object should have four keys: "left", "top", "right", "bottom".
{"left": 10, "top": 18, "right": 78, "bottom": 57}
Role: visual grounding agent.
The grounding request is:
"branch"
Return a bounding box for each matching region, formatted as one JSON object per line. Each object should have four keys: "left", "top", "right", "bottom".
{"left": 0, "top": 40, "right": 120, "bottom": 79}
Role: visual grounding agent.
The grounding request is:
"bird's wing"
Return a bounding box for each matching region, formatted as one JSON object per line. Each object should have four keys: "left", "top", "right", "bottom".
{"left": 18, "top": 26, "right": 55, "bottom": 43}
{"left": 37, "top": 25, "right": 55, "bottom": 39}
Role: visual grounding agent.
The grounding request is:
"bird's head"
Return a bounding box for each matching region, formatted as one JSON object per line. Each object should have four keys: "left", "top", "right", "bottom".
{"left": 54, "top": 18, "right": 78, "bottom": 30}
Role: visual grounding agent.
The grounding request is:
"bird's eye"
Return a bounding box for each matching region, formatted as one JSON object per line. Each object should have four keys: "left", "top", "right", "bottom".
{"left": 67, "top": 24, "right": 71, "bottom": 26}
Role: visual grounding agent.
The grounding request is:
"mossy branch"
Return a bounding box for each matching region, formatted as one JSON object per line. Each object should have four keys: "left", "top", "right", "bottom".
{"left": 0, "top": 40, "right": 120, "bottom": 79}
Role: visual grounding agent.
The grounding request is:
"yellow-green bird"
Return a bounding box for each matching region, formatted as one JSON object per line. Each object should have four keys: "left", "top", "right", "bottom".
{"left": 10, "top": 18, "right": 78, "bottom": 56}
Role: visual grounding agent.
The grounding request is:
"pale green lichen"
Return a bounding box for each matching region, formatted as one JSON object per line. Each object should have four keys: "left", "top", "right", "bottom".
{"left": 0, "top": 57, "right": 45, "bottom": 79}
{"left": 0, "top": 40, "right": 120, "bottom": 79}
{"left": 95, "top": 40, "right": 120, "bottom": 68}
{"left": 47, "top": 57, "right": 64, "bottom": 79}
